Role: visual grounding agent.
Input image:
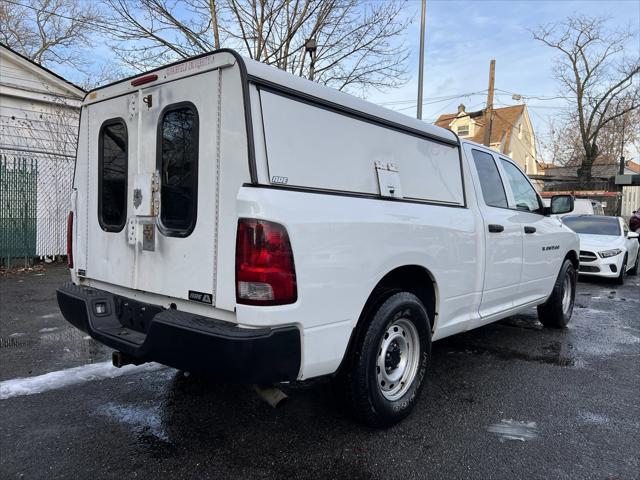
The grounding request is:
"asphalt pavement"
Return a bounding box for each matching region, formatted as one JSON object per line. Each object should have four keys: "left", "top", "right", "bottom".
{"left": 0, "top": 264, "right": 638, "bottom": 479}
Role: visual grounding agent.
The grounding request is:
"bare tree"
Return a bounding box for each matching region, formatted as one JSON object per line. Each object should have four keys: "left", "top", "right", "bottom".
{"left": 533, "top": 15, "right": 639, "bottom": 180}
{"left": 0, "top": 0, "right": 101, "bottom": 71}
{"left": 103, "top": 0, "right": 411, "bottom": 94}
{"left": 541, "top": 103, "right": 639, "bottom": 170}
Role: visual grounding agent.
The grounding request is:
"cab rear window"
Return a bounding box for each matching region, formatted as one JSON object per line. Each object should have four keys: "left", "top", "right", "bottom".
{"left": 98, "top": 119, "right": 128, "bottom": 232}
{"left": 157, "top": 103, "right": 199, "bottom": 236}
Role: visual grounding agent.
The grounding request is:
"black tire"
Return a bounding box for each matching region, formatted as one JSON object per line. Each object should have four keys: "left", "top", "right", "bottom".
{"left": 627, "top": 252, "right": 638, "bottom": 276}
{"left": 537, "top": 259, "right": 576, "bottom": 329}
{"left": 335, "top": 292, "right": 431, "bottom": 428}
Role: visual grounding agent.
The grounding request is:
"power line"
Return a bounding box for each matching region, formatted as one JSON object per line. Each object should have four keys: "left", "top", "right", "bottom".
{"left": 494, "top": 88, "right": 572, "bottom": 102}
{"left": 379, "top": 90, "right": 488, "bottom": 106}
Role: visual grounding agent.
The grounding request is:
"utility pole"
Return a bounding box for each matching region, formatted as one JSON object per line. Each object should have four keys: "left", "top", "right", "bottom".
{"left": 483, "top": 59, "right": 496, "bottom": 147}
{"left": 416, "top": 0, "right": 426, "bottom": 120}
{"left": 617, "top": 115, "right": 626, "bottom": 216}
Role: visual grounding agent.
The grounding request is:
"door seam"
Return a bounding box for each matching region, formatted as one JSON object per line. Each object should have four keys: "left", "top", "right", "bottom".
{"left": 212, "top": 68, "right": 223, "bottom": 304}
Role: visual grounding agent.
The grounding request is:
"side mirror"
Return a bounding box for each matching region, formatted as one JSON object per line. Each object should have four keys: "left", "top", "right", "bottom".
{"left": 628, "top": 231, "right": 639, "bottom": 239}
{"left": 549, "top": 194, "right": 574, "bottom": 215}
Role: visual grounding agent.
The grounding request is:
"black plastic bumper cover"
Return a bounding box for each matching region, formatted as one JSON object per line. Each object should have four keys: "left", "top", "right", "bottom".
{"left": 57, "top": 282, "right": 301, "bottom": 383}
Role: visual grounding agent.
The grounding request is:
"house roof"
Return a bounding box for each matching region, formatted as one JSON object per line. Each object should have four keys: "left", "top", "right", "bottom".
{"left": 625, "top": 160, "right": 640, "bottom": 173}
{"left": 435, "top": 104, "right": 525, "bottom": 148}
{"left": 0, "top": 42, "right": 85, "bottom": 98}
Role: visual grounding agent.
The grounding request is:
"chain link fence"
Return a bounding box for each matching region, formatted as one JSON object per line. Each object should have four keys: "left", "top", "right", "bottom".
{"left": 0, "top": 150, "right": 74, "bottom": 266}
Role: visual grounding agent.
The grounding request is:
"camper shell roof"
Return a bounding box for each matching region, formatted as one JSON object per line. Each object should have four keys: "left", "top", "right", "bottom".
{"left": 85, "top": 49, "right": 458, "bottom": 147}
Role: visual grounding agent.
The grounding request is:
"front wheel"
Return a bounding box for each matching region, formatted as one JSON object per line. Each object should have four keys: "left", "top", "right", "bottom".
{"left": 336, "top": 292, "right": 431, "bottom": 428}
{"left": 537, "top": 259, "right": 576, "bottom": 328}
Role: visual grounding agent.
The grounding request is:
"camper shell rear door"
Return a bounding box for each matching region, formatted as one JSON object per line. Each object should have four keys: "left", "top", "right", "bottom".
{"left": 85, "top": 64, "right": 224, "bottom": 305}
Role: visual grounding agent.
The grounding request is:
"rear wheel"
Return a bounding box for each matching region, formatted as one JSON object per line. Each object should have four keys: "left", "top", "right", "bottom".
{"left": 336, "top": 292, "right": 431, "bottom": 428}
{"left": 537, "top": 259, "right": 576, "bottom": 328}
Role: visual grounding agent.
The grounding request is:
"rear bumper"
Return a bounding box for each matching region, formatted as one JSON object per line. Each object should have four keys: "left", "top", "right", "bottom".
{"left": 57, "top": 282, "right": 301, "bottom": 383}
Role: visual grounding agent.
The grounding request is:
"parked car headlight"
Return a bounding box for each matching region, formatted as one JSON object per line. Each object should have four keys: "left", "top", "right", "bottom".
{"left": 598, "top": 248, "right": 622, "bottom": 258}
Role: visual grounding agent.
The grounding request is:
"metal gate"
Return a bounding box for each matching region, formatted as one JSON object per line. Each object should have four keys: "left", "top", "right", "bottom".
{"left": 0, "top": 151, "right": 74, "bottom": 266}
{"left": 0, "top": 154, "right": 37, "bottom": 264}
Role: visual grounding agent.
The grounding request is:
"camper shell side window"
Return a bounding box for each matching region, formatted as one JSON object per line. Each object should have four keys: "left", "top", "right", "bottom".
{"left": 98, "top": 118, "right": 128, "bottom": 232}
{"left": 156, "top": 102, "right": 199, "bottom": 237}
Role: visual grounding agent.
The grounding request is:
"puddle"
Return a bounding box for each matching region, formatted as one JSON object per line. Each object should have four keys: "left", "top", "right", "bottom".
{"left": 458, "top": 342, "right": 576, "bottom": 367}
{"left": 487, "top": 419, "right": 538, "bottom": 441}
{"left": 98, "top": 402, "right": 169, "bottom": 442}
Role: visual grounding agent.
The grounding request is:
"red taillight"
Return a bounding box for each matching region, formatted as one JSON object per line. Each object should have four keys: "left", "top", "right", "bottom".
{"left": 130, "top": 74, "right": 158, "bottom": 86}
{"left": 236, "top": 219, "right": 297, "bottom": 306}
{"left": 66, "top": 211, "right": 74, "bottom": 269}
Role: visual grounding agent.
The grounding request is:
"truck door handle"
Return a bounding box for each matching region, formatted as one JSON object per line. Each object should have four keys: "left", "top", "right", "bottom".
{"left": 524, "top": 226, "right": 536, "bottom": 234}
{"left": 488, "top": 224, "right": 504, "bottom": 233}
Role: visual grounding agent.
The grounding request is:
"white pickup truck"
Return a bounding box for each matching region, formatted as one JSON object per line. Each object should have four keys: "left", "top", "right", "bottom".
{"left": 58, "top": 50, "right": 579, "bottom": 427}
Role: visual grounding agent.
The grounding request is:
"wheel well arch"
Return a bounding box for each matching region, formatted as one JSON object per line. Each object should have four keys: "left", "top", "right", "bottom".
{"left": 336, "top": 265, "right": 438, "bottom": 375}
{"left": 564, "top": 250, "right": 579, "bottom": 270}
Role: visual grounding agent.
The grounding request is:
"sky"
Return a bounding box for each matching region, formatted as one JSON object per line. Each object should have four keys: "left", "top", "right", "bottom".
{"left": 366, "top": 0, "right": 640, "bottom": 160}
{"left": 47, "top": 0, "right": 640, "bottom": 162}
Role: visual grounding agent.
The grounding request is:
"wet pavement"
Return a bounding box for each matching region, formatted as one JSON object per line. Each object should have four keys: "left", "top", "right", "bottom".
{"left": 1, "top": 265, "right": 639, "bottom": 479}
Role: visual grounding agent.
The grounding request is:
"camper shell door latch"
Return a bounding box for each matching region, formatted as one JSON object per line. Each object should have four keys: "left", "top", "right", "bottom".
{"left": 132, "top": 172, "right": 160, "bottom": 217}
{"left": 375, "top": 161, "right": 403, "bottom": 199}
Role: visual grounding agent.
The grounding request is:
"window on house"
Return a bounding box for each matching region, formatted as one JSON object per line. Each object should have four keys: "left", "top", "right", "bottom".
{"left": 471, "top": 149, "right": 507, "bottom": 208}
{"left": 99, "top": 119, "right": 128, "bottom": 232}
{"left": 457, "top": 124, "right": 469, "bottom": 136}
{"left": 157, "top": 103, "right": 199, "bottom": 236}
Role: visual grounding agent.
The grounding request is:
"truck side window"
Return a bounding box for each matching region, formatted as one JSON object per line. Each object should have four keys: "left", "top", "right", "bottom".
{"left": 158, "top": 103, "right": 199, "bottom": 235}
{"left": 471, "top": 150, "right": 507, "bottom": 208}
{"left": 99, "top": 119, "right": 128, "bottom": 232}
{"left": 499, "top": 158, "right": 543, "bottom": 214}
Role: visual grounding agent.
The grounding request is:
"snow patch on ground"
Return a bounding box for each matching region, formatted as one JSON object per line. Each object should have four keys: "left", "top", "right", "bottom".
{"left": 487, "top": 419, "right": 538, "bottom": 442}
{"left": 0, "top": 361, "right": 166, "bottom": 400}
{"left": 580, "top": 411, "right": 609, "bottom": 425}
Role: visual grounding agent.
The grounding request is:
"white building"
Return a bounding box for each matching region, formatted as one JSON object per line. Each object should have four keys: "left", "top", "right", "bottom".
{"left": 0, "top": 44, "right": 85, "bottom": 261}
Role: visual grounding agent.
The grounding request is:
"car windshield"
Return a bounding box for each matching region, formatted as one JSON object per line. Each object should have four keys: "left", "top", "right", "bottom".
{"left": 562, "top": 216, "right": 621, "bottom": 236}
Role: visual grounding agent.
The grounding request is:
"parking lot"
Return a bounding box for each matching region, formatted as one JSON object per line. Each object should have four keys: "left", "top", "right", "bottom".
{"left": 1, "top": 264, "right": 638, "bottom": 479}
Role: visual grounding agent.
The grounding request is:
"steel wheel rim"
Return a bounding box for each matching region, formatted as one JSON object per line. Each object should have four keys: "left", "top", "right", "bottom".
{"left": 561, "top": 275, "right": 572, "bottom": 315}
{"left": 376, "top": 317, "right": 420, "bottom": 401}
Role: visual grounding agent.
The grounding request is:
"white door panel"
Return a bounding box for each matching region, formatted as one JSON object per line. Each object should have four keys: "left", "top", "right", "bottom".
{"left": 134, "top": 73, "right": 219, "bottom": 301}
{"left": 515, "top": 211, "right": 564, "bottom": 303}
{"left": 465, "top": 146, "right": 523, "bottom": 318}
{"left": 496, "top": 157, "right": 559, "bottom": 306}
{"left": 86, "top": 95, "right": 136, "bottom": 289}
{"left": 85, "top": 71, "right": 221, "bottom": 303}
{"left": 479, "top": 208, "right": 522, "bottom": 316}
